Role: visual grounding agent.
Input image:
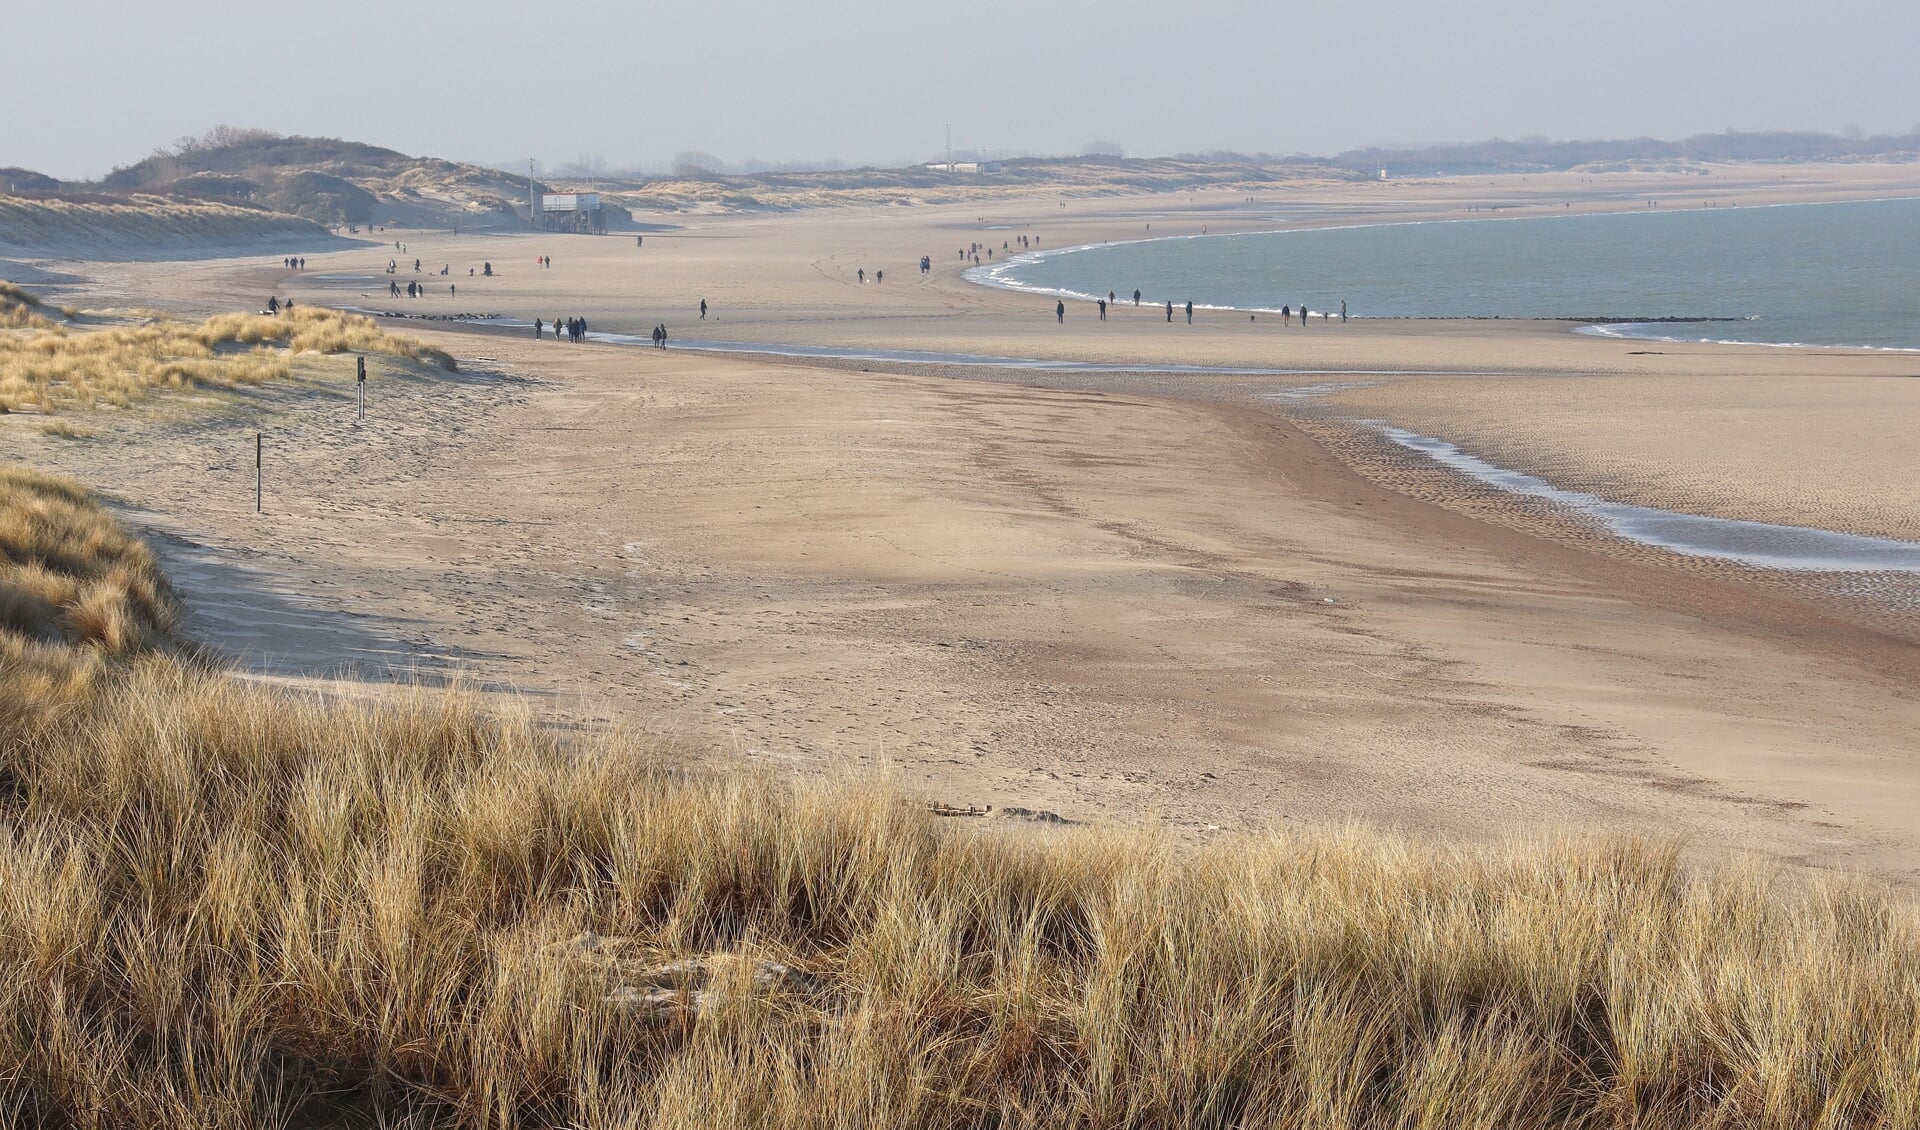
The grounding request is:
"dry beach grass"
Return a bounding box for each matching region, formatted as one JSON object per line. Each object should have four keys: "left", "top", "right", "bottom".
{"left": 4, "top": 473, "right": 1919, "bottom": 1127}
{"left": 0, "top": 193, "right": 326, "bottom": 256}
{"left": 0, "top": 288, "right": 452, "bottom": 413}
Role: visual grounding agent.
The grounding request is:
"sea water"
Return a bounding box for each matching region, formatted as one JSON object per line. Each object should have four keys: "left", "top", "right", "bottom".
{"left": 974, "top": 196, "right": 1920, "bottom": 350}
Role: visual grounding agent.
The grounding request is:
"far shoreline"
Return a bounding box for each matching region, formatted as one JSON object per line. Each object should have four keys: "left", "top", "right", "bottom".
{"left": 964, "top": 190, "right": 1920, "bottom": 352}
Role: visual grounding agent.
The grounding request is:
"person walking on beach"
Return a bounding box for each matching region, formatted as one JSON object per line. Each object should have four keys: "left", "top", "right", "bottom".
{"left": 699, "top": 299, "right": 707, "bottom": 320}
{"left": 1108, "top": 289, "right": 1116, "bottom": 307}
{"left": 1166, "top": 300, "right": 1173, "bottom": 323}
{"left": 1056, "top": 299, "right": 1065, "bottom": 324}
{"left": 1097, "top": 298, "right": 1107, "bottom": 320}
{"left": 857, "top": 268, "right": 865, "bottom": 284}
{"left": 1340, "top": 299, "right": 1347, "bottom": 323}
{"left": 1185, "top": 300, "right": 1193, "bottom": 325}
{"left": 658, "top": 324, "right": 668, "bottom": 349}
{"left": 535, "top": 318, "right": 544, "bottom": 339}
{"left": 876, "top": 269, "right": 883, "bottom": 283}
{"left": 1282, "top": 304, "right": 1290, "bottom": 326}
{"left": 1134, "top": 288, "right": 1141, "bottom": 306}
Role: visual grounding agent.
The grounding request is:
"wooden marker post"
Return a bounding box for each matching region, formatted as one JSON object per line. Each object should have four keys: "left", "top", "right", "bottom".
{"left": 357, "top": 355, "right": 366, "bottom": 421}
{"left": 255, "top": 432, "right": 262, "bottom": 513}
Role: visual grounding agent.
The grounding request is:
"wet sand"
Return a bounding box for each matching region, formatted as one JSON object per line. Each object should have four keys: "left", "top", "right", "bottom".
{"left": 10, "top": 160, "right": 1920, "bottom": 884}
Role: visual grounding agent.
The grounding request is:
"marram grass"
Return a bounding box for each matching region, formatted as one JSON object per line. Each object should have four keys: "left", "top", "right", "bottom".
{"left": 3, "top": 470, "right": 1918, "bottom": 1129}
{"left": 0, "top": 286, "right": 452, "bottom": 413}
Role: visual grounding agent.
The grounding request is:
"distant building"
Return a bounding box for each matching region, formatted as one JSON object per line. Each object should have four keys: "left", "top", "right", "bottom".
{"left": 537, "top": 191, "right": 606, "bottom": 234}
{"left": 924, "top": 161, "right": 1003, "bottom": 175}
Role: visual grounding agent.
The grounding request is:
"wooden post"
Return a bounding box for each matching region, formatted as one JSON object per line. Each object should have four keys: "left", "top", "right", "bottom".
{"left": 357, "top": 355, "right": 366, "bottom": 421}
{"left": 255, "top": 432, "right": 262, "bottom": 513}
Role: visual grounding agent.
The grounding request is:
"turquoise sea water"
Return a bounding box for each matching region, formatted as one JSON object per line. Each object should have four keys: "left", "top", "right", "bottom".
{"left": 972, "top": 197, "right": 1920, "bottom": 350}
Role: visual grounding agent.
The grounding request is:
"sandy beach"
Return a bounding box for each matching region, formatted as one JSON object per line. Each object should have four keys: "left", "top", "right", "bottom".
{"left": 11, "top": 160, "right": 1920, "bottom": 884}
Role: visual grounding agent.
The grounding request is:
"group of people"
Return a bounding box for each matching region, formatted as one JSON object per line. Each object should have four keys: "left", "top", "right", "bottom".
{"left": 281, "top": 257, "right": 307, "bottom": 270}
{"left": 532, "top": 316, "right": 590, "bottom": 343}
{"left": 390, "top": 279, "right": 457, "bottom": 299}
{"left": 1057, "top": 293, "right": 1350, "bottom": 326}
{"left": 263, "top": 296, "right": 295, "bottom": 314}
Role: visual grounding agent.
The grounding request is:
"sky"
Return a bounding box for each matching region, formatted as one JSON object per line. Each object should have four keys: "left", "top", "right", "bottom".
{"left": 9, "top": 0, "right": 1919, "bottom": 180}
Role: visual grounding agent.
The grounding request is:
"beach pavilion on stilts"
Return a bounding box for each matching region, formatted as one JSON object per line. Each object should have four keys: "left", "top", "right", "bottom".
{"left": 537, "top": 192, "right": 606, "bottom": 234}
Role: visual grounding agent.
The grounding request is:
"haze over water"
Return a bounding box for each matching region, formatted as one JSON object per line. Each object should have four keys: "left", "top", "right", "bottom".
{"left": 979, "top": 197, "right": 1920, "bottom": 350}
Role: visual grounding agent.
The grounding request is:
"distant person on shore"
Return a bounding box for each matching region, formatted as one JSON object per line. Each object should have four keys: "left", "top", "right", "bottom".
{"left": 1056, "top": 300, "right": 1065, "bottom": 324}
{"left": 266, "top": 296, "right": 279, "bottom": 314}
{"left": 1165, "top": 300, "right": 1173, "bottom": 323}
{"left": 1097, "top": 299, "right": 1107, "bottom": 320}
{"left": 857, "top": 268, "right": 865, "bottom": 283}
{"left": 700, "top": 299, "right": 707, "bottom": 319}
{"left": 535, "top": 318, "right": 544, "bottom": 339}
{"left": 1299, "top": 302, "right": 1308, "bottom": 325}
{"left": 1108, "top": 289, "right": 1116, "bottom": 307}
{"left": 658, "top": 324, "right": 668, "bottom": 349}
{"left": 876, "top": 269, "right": 884, "bottom": 282}
{"left": 414, "top": 259, "right": 421, "bottom": 272}
{"left": 1185, "top": 300, "right": 1193, "bottom": 325}
{"left": 1282, "top": 304, "right": 1290, "bottom": 326}
{"left": 450, "top": 283, "right": 456, "bottom": 298}
{"left": 483, "top": 262, "right": 493, "bottom": 276}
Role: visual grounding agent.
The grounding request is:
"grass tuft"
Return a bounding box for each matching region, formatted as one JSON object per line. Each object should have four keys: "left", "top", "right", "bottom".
{"left": 0, "top": 280, "right": 56, "bottom": 330}
{"left": 2, "top": 471, "right": 1918, "bottom": 1128}
{"left": 0, "top": 304, "right": 453, "bottom": 413}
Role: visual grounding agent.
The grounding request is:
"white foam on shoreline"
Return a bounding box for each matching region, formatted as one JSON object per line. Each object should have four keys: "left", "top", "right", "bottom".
{"left": 970, "top": 196, "right": 1920, "bottom": 350}
{"left": 1374, "top": 423, "right": 1920, "bottom": 573}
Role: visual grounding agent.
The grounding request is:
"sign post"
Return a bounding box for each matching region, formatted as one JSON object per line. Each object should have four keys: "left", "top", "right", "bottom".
{"left": 255, "top": 432, "right": 262, "bottom": 513}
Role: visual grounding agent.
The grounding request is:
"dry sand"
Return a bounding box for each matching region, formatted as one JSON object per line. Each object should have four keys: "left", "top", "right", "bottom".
{"left": 11, "top": 160, "right": 1920, "bottom": 884}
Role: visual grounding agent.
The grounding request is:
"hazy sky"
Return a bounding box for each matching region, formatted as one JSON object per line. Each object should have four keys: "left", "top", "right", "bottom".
{"left": 10, "top": 0, "right": 1918, "bottom": 180}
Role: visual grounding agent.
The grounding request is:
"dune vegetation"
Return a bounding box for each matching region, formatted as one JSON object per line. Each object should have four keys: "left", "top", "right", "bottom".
{"left": 0, "top": 193, "right": 329, "bottom": 256}
{"left": 2, "top": 470, "right": 1919, "bottom": 1129}
{"left": 0, "top": 289, "right": 453, "bottom": 413}
{"left": 0, "top": 280, "right": 57, "bottom": 330}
